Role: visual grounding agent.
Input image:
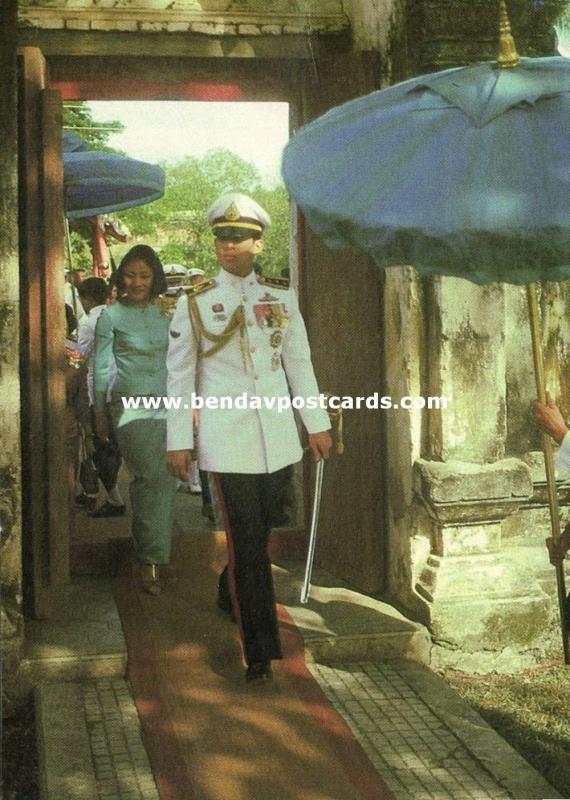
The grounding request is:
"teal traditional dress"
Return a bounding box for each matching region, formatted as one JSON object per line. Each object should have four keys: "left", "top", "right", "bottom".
{"left": 93, "top": 299, "right": 176, "bottom": 565}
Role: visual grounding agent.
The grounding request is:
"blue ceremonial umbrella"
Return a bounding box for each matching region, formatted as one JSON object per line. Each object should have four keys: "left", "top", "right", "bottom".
{"left": 63, "top": 132, "right": 165, "bottom": 219}
{"left": 282, "top": 3, "right": 570, "bottom": 660}
{"left": 282, "top": 59, "right": 570, "bottom": 286}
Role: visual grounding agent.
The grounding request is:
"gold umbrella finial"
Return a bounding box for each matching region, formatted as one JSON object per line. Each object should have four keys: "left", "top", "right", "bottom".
{"left": 497, "top": 0, "right": 520, "bottom": 68}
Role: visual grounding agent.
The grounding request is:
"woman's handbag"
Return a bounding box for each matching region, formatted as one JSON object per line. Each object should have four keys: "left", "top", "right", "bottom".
{"left": 79, "top": 433, "right": 99, "bottom": 496}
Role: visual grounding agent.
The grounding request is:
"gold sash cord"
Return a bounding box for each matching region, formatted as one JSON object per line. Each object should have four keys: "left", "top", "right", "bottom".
{"left": 187, "top": 295, "right": 249, "bottom": 371}
{"left": 187, "top": 295, "right": 345, "bottom": 454}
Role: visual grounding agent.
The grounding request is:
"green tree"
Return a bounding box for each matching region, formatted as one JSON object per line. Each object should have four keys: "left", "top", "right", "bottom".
{"left": 64, "top": 230, "right": 93, "bottom": 272}
{"left": 120, "top": 149, "right": 289, "bottom": 278}
{"left": 63, "top": 101, "right": 124, "bottom": 152}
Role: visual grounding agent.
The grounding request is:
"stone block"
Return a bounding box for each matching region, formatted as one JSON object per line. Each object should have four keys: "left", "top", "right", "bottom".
{"left": 431, "top": 594, "right": 550, "bottom": 651}
{"left": 260, "top": 24, "right": 282, "bottom": 35}
{"left": 414, "top": 458, "right": 532, "bottom": 505}
{"left": 237, "top": 23, "right": 261, "bottom": 35}
{"left": 40, "top": 16, "right": 66, "bottom": 27}
{"left": 16, "top": 14, "right": 41, "bottom": 26}
{"left": 114, "top": 0, "right": 172, "bottom": 6}
{"left": 521, "top": 449, "right": 570, "bottom": 484}
{"left": 440, "top": 522, "right": 502, "bottom": 556}
{"left": 139, "top": 20, "right": 164, "bottom": 30}
{"left": 195, "top": 0, "right": 232, "bottom": 8}
{"left": 65, "top": 17, "right": 92, "bottom": 28}
{"left": 114, "top": 19, "right": 139, "bottom": 30}
{"left": 91, "top": 17, "right": 137, "bottom": 29}
{"left": 417, "top": 538, "right": 553, "bottom": 657}
{"left": 166, "top": 21, "right": 190, "bottom": 31}
{"left": 191, "top": 21, "right": 227, "bottom": 34}
{"left": 284, "top": 23, "right": 308, "bottom": 33}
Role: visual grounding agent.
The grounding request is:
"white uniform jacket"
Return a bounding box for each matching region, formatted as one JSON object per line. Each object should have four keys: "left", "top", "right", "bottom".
{"left": 558, "top": 432, "right": 570, "bottom": 474}
{"left": 77, "top": 304, "right": 116, "bottom": 406}
{"left": 166, "top": 267, "right": 330, "bottom": 474}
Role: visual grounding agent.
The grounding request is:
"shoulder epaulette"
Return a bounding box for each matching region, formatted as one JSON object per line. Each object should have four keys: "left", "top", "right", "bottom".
{"left": 258, "top": 275, "right": 290, "bottom": 290}
{"left": 184, "top": 278, "right": 218, "bottom": 297}
{"left": 154, "top": 293, "right": 180, "bottom": 318}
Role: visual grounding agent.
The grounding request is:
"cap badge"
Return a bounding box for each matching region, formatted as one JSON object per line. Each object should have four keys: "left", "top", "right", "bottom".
{"left": 212, "top": 303, "right": 224, "bottom": 313}
{"left": 224, "top": 202, "right": 241, "bottom": 221}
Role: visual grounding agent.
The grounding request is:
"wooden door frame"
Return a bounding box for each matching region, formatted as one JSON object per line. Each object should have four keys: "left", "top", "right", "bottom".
{"left": 49, "top": 55, "right": 314, "bottom": 562}
{"left": 25, "top": 50, "right": 386, "bottom": 595}
{"left": 19, "top": 47, "right": 68, "bottom": 619}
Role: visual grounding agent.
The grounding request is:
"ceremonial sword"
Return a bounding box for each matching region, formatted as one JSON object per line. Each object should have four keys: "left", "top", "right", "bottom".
{"left": 300, "top": 457, "right": 325, "bottom": 604}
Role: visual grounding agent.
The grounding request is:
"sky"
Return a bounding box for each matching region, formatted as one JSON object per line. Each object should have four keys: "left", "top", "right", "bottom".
{"left": 85, "top": 101, "right": 290, "bottom": 186}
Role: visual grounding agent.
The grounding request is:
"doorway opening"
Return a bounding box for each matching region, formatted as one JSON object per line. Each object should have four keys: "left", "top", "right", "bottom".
{"left": 20, "top": 51, "right": 386, "bottom": 622}
{"left": 62, "top": 98, "right": 307, "bottom": 581}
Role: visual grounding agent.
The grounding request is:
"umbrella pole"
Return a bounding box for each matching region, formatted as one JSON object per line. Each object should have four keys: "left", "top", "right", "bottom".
{"left": 526, "top": 282, "right": 570, "bottom": 664}
{"left": 64, "top": 216, "right": 79, "bottom": 324}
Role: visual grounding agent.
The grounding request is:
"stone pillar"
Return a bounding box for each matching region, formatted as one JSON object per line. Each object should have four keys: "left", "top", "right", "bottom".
{"left": 411, "top": 458, "right": 556, "bottom": 671}
{"left": 386, "top": 273, "right": 560, "bottom": 667}
{"left": 424, "top": 277, "right": 507, "bottom": 463}
{"left": 0, "top": 0, "right": 25, "bottom": 715}
{"left": 384, "top": 267, "right": 428, "bottom": 617}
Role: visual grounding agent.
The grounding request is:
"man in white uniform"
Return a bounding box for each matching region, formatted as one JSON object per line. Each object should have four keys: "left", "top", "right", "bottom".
{"left": 166, "top": 193, "right": 331, "bottom": 681}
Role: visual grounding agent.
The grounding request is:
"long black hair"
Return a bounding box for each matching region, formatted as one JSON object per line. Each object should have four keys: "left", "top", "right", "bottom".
{"left": 115, "top": 244, "right": 167, "bottom": 299}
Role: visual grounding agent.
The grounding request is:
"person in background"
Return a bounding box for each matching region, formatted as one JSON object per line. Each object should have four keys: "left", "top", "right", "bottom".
{"left": 93, "top": 245, "right": 177, "bottom": 595}
{"left": 65, "top": 267, "right": 87, "bottom": 326}
{"left": 187, "top": 267, "right": 206, "bottom": 287}
{"left": 65, "top": 304, "right": 93, "bottom": 533}
{"left": 166, "top": 193, "right": 332, "bottom": 681}
{"left": 108, "top": 272, "right": 120, "bottom": 304}
{"left": 77, "top": 277, "right": 125, "bottom": 518}
{"left": 97, "top": 262, "right": 112, "bottom": 284}
{"left": 534, "top": 392, "right": 570, "bottom": 632}
{"left": 164, "top": 263, "right": 189, "bottom": 295}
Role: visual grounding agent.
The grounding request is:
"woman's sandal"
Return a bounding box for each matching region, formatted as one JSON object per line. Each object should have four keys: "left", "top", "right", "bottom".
{"left": 139, "top": 564, "right": 162, "bottom": 596}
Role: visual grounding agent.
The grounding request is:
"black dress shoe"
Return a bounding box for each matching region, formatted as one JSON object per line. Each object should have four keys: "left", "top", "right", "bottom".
{"left": 75, "top": 493, "right": 97, "bottom": 512}
{"left": 245, "top": 661, "right": 272, "bottom": 682}
{"left": 88, "top": 502, "right": 126, "bottom": 518}
{"left": 216, "top": 595, "right": 236, "bottom": 622}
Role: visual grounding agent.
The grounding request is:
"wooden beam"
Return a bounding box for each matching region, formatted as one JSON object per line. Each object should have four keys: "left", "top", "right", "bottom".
{"left": 41, "top": 87, "right": 69, "bottom": 586}
{"left": 18, "top": 46, "right": 51, "bottom": 618}
{"left": 17, "top": 29, "right": 350, "bottom": 60}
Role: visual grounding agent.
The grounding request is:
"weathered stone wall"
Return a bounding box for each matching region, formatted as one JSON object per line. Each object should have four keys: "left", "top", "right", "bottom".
{"left": 406, "top": 0, "right": 566, "bottom": 73}
{"left": 342, "top": 0, "right": 407, "bottom": 83}
{"left": 1, "top": 0, "right": 25, "bottom": 715}
{"left": 18, "top": 0, "right": 349, "bottom": 36}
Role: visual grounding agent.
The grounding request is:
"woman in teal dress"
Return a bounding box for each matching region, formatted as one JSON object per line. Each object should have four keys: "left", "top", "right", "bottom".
{"left": 93, "top": 245, "right": 177, "bottom": 595}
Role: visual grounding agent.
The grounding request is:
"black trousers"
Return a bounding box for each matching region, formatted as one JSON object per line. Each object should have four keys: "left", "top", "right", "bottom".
{"left": 215, "top": 466, "right": 292, "bottom": 666}
{"left": 199, "top": 469, "right": 212, "bottom": 506}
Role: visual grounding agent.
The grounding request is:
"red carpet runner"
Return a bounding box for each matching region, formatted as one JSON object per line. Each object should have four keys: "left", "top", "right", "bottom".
{"left": 113, "top": 531, "right": 394, "bottom": 800}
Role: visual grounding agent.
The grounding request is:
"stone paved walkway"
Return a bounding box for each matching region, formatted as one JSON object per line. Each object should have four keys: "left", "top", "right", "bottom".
{"left": 38, "top": 657, "right": 561, "bottom": 800}
{"left": 33, "top": 492, "right": 562, "bottom": 800}
{"left": 310, "top": 662, "right": 511, "bottom": 800}
{"left": 37, "top": 678, "right": 160, "bottom": 800}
